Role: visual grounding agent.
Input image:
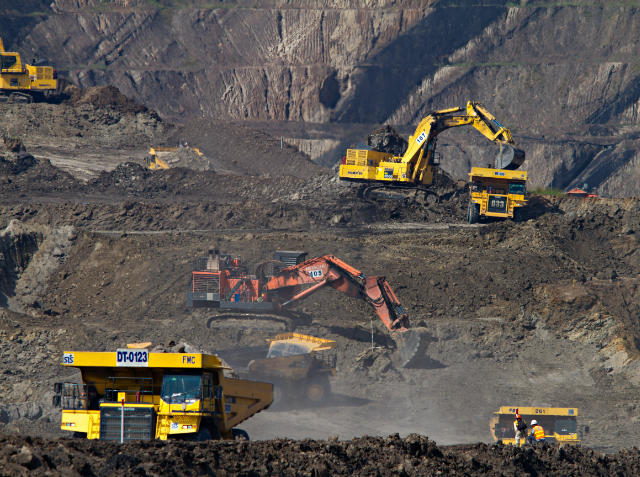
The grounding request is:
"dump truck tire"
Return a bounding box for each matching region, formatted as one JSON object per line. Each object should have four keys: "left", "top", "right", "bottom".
{"left": 273, "top": 384, "right": 284, "bottom": 406}
{"left": 232, "top": 428, "right": 250, "bottom": 441}
{"left": 468, "top": 202, "right": 480, "bottom": 224}
{"left": 305, "top": 376, "right": 330, "bottom": 403}
{"left": 513, "top": 207, "right": 524, "bottom": 223}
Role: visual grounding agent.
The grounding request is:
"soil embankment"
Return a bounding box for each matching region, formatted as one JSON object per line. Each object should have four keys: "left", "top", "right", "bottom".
{"left": 2, "top": 434, "right": 640, "bottom": 476}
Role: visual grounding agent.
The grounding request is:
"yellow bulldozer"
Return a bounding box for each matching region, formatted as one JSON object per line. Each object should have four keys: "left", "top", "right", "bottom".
{"left": 338, "top": 101, "right": 525, "bottom": 199}
{"left": 52, "top": 344, "right": 273, "bottom": 441}
{"left": 0, "top": 36, "right": 59, "bottom": 103}
{"left": 145, "top": 146, "right": 203, "bottom": 170}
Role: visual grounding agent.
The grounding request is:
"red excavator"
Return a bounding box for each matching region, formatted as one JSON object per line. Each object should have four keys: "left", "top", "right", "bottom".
{"left": 187, "top": 250, "right": 420, "bottom": 365}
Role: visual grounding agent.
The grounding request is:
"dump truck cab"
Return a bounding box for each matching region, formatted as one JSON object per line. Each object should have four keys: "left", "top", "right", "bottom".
{"left": 490, "top": 406, "right": 581, "bottom": 445}
{"left": 467, "top": 167, "right": 528, "bottom": 223}
{"left": 53, "top": 348, "right": 273, "bottom": 442}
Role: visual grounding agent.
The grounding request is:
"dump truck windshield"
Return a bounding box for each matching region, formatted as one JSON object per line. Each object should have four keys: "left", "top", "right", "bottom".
{"left": 267, "top": 342, "right": 311, "bottom": 358}
{"left": 509, "top": 183, "right": 525, "bottom": 194}
{"left": 556, "top": 419, "right": 577, "bottom": 435}
{"left": 162, "top": 375, "right": 202, "bottom": 403}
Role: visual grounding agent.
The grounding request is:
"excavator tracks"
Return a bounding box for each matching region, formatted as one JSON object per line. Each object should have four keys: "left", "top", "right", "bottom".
{"left": 358, "top": 184, "right": 440, "bottom": 202}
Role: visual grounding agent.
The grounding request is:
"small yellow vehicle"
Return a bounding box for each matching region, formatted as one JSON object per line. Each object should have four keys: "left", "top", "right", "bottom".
{"left": 145, "top": 147, "right": 203, "bottom": 170}
{"left": 467, "top": 167, "right": 528, "bottom": 223}
{"left": 216, "top": 333, "right": 337, "bottom": 404}
{"left": 490, "top": 406, "right": 582, "bottom": 445}
{"left": 53, "top": 346, "right": 273, "bottom": 442}
{"left": 0, "top": 36, "right": 58, "bottom": 103}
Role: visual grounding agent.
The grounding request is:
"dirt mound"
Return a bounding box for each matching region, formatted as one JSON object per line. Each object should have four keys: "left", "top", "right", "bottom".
{"left": 164, "top": 119, "right": 327, "bottom": 179}
{"left": 1, "top": 434, "right": 639, "bottom": 475}
{"left": 367, "top": 125, "right": 408, "bottom": 156}
{"left": 3, "top": 137, "right": 26, "bottom": 153}
{"left": 60, "top": 84, "right": 152, "bottom": 116}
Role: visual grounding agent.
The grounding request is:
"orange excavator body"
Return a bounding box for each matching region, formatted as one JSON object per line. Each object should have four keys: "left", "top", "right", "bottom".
{"left": 187, "top": 250, "right": 420, "bottom": 365}
{"left": 263, "top": 255, "right": 410, "bottom": 333}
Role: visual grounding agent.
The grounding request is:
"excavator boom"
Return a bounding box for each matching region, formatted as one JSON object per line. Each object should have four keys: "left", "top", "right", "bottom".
{"left": 339, "top": 100, "right": 525, "bottom": 187}
{"left": 263, "top": 255, "right": 419, "bottom": 366}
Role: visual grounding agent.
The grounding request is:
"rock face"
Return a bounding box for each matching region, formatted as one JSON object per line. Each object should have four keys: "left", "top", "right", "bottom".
{"left": 6, "top": 0, "right": 640, "bottom": 195}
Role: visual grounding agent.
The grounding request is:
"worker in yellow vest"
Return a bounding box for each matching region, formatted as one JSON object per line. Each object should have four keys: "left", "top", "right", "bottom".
{"left": 527, "top": 419, "right": 546, "bottom": 444}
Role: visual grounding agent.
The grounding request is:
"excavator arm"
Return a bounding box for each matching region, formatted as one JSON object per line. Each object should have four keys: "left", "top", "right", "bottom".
{"left": 263, "top": 255, "right": 419, "bottom": 365}
{"left": 402, "top": 101, "right": 525, "bottom": 174}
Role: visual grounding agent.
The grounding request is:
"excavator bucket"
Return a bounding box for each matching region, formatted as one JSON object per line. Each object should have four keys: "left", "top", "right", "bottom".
{"left": 393, "top": 329, "right": 421, "bottom": 367}
{"left": 494, "top": 142, "right": 526, "bottom": 170}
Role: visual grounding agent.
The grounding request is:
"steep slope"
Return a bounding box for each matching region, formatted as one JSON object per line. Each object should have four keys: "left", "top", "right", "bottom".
{"left": 8, "top": 0, "right": 640, "bottom": 195}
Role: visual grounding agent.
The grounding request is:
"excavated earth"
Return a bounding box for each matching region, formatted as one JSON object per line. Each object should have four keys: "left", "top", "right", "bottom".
{"left": 2, "top": 434, "right": 640, "bottom": 476}
{"left": 2, "top": 88, "right": 640, "bottom": 473}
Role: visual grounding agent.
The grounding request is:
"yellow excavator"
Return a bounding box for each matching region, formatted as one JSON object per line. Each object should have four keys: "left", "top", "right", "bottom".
{"left": 338, "top": 101, "right": 525, "bottom": 197}
{"left": 0, "top": 36, "right": 59, "bottom": 103}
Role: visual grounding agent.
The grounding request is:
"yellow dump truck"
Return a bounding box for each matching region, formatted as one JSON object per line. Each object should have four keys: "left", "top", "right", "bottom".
{"left": 216, "top": 333, "right": 337, "bottom": 404}
{"left": 490, "top": 406, "right": 582, "bottom": 445}
{"left": 467, "top": 167, "right": 528, "bottom": 223}
{"left": 53, "top": 347, "right": 273, "bottom": 442}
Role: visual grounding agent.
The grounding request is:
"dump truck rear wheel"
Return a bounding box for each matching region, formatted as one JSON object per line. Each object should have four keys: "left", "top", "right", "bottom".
{"left": 232, "top": 428, "right": 250, "bottom": 441}
{"left": 467, "top": 202, "right": 479, "bottom": 224}
{"left": 272, "top": 384, "right": 284, "bottom": 406}
{"left": 305, "top": 376, "right": 329, "bottom": 403}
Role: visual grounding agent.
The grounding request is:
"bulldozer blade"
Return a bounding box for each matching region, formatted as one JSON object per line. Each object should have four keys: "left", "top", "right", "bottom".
{"left": 394, "top": 329, "right": 421, "bottom": 367}
{"left": 494, "top": 142, "right": 526, "bottom": 170}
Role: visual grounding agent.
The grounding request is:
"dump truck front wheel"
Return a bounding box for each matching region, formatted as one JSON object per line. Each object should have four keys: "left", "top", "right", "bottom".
{"left": 513, "top": 207, "right": 524, "bottom": 223}
{"left": 467, "top": 202, "right": 480, "bottom": 224}
{"left": 305, "top": 376, "right": 330, "bottom": 403}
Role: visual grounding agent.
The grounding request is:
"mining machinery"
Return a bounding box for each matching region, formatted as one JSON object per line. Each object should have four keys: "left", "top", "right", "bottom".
{"left": 187, "top": 250, "right": 419, "bottom": 366}
{"left": 339, "top": 101, "right": 525, "bottom": 194}
{"left": 0, "top": 36, "right": 59, "bottom": 103}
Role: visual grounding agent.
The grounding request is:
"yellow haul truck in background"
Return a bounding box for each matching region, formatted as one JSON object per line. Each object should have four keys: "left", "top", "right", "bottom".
{"left": 467, "top": 167, "right": 528, "bottom": 223}
{"left": 53, "top": 348, "right": 273, "bottom": 441}
{"left": 490, "top": 406, "right": 582, "bottom": 445}
{"left": 216, "top": 333, "right": 337, "bottom": 405}
{"left": 0, "top": 36, "right": 59, "bottom": 103}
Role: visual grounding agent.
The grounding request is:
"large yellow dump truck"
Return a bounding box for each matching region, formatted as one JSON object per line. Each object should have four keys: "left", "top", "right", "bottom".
{"left": 53, "top": 347, "right": 273, "bottom": 442}
{"left": 490, "top": 406, "right": 582, "bottom": 445}
{"left": 467, "top": 167, "right": 528, "bottom": 223}
{"left": 216, "top": 333, "right": 337, "bottom": 404}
